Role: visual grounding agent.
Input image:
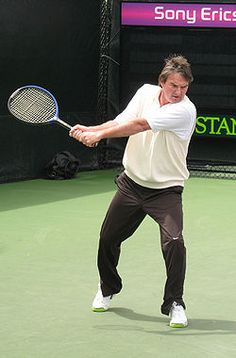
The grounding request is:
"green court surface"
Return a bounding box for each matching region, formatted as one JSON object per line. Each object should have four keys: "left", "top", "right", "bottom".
{"left": 0, "top": 169, "right": 236, "bottom": 358}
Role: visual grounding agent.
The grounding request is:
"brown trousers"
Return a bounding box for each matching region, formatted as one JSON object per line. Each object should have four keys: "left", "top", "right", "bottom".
{"left": 98, "top": 172, "right": 186, "bottom": 315}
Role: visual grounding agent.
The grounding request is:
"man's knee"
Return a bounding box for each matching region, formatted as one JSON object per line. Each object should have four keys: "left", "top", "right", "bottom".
{"left": 162, "top": 234, "right": 185, "bottom": 253}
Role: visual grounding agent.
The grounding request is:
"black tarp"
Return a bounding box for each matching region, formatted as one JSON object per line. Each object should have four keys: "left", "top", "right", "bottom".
{"left": 0, "top": 0, "right": 101, "bottom": 183}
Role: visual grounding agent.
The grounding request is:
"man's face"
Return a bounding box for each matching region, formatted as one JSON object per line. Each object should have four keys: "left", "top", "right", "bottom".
{"left": 160, "top": 73, "right": 189, "bottom": 105}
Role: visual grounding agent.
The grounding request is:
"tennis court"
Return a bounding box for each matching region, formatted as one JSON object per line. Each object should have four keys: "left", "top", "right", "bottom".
{"left": 1, "top": 169, "right": 236, "bottom": 358}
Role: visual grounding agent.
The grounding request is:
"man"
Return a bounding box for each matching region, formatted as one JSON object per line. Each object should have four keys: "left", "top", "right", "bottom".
{"left": 69, "top": 54, "right": 196, "bottom": 328}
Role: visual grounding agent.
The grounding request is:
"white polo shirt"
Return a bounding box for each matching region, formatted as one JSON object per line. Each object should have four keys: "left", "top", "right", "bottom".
{"left": 114, "top": 84, "right": 196, "bottom": 189}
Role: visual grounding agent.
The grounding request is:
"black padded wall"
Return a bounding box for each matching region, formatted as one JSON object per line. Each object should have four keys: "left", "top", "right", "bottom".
{"left": 0, "top": 0, "right": 101, "bottom": 183}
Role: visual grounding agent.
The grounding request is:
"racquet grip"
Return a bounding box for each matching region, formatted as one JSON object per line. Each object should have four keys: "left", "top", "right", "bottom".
{"left": 56, "top": 118, "right": 72, "bottom": 130}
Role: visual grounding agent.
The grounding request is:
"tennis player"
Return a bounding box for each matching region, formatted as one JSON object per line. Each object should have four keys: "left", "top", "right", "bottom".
{"left": 70, "top": 54, "right": 196, "bottom": 328}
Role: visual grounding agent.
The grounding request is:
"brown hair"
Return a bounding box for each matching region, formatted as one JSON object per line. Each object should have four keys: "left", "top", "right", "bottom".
{"left": 158, "top": 54, "right": 193, "bottom": 85}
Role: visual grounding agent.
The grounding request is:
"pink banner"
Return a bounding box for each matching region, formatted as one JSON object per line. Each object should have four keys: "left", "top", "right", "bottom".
{"left": 121, "top": 2, "right": 236, "bottom": 28}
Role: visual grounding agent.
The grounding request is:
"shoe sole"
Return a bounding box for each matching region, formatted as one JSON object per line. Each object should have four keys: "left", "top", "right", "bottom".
{"left": 92, "top": 307, "right": 109, "bottom": 312}
{"left": 170, "top": 322, "right": 188, "bottom": 328}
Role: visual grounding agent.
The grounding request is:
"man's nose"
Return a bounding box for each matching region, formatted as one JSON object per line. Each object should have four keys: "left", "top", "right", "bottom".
{"left": 175, "top": 87, "right": 181, "bottom": 95}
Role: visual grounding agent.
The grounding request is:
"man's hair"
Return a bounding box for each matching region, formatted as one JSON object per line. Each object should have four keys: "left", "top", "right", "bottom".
{"left": 158, "top": 54, "right": 193, "bottom": 85}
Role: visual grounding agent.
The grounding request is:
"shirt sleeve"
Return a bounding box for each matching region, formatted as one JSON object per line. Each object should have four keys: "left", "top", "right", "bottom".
{"left": 114, "top": 86, "right": 145, "bottom": 124}
{"left": 146, "top": 100, "right": 197, "bottom": 140}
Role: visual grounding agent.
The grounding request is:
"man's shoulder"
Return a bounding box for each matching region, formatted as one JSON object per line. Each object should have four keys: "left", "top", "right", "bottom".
{"left": 139, "top": 84, "right": 160, "bottom": 94}
{"left": 136, "top": 84, "right": 160, "bottom": 101}
{"left": 183, "top": 95, "right": 196, "bottom": 107}
{"left": 181, "top": 96, "right": 197, "bottom": 115}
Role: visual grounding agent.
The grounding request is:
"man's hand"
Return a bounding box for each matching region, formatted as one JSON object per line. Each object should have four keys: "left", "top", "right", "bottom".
{"left": 69, "top": 125, "right": 100, "bottom": 147}
{"left": 78, "top": 131, "right": 100, "bottom": 147}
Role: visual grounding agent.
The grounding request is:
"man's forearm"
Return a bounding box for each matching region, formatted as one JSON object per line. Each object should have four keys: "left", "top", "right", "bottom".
{"left": 88, "top": 120, "right": 118, "bottom": 131}
{"left": 98, "top": 118, "right": 150, "bottom": 140}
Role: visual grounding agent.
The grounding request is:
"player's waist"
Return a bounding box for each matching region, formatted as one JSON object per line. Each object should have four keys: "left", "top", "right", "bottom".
{"left": 124, "top": 169, "right": 186, "bottom": 189}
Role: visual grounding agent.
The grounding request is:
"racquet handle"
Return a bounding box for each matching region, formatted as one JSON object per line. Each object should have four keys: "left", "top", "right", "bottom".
{"left": 55, "top": 118, "right": 72, "bottom": 130}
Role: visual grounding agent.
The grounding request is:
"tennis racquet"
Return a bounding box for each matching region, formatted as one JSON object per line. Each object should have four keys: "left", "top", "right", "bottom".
{"left": 7, "top": 85, "right": 72, "bottom": 130}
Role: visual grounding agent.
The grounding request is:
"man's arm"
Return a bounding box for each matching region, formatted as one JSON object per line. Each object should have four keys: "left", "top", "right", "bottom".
{"left": 70, "top": 120, "right": 117, "bottom": 134}
{"left": 69, "top": 118, "right": 150, "bottom": 146}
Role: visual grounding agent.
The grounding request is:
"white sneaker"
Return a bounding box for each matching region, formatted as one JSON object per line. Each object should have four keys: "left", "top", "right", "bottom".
{"left": 169, "top": 301, "right": 188, "bottom": 328}
{"left": 92, "top": 285, "right": 113, "bottom": 312}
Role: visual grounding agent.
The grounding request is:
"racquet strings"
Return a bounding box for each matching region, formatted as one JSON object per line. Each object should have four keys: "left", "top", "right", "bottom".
{"left": 9, "top": 87, "right": 57, "bottom": 124}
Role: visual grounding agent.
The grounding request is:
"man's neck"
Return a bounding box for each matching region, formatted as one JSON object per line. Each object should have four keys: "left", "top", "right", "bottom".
{"left": 158, "top": 90, "right": 169, "bottom": 107}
